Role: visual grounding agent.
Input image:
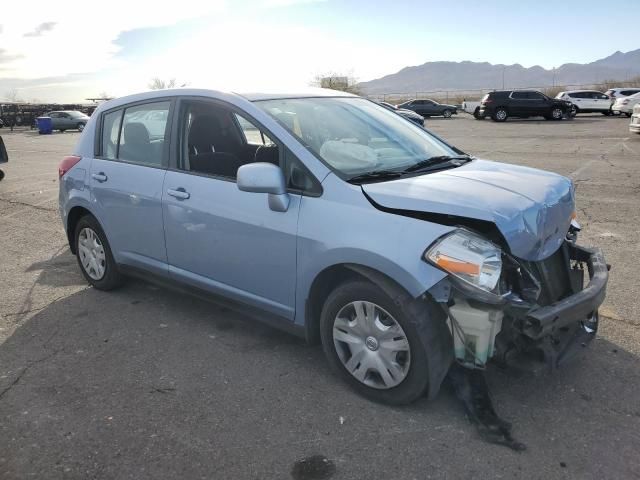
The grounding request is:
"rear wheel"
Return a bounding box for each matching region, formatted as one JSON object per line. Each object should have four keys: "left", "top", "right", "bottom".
{"left": 625, "top": 112, "right": 632, "bottom": 118}
{"left": 442, "top": 109, "right": 452, "bottom": 118}
{"left": 319, "top": 279, "right": 451, "bottom": 405}
{"left": 492, "top": 108, "right": 508, "bottom": 122}
{"left": 602, "top": 110, "right": 611, "bottom": 116}
{"left": 74, "top": 215, "right": 123, "bottom": 290}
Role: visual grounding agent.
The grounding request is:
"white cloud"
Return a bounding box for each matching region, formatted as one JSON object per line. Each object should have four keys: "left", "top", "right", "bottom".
{"left": 0, "top": 0, "right": 227, "bottom": 79}
{"left": 0, "top": 0, "right": 420, "bottom": 101}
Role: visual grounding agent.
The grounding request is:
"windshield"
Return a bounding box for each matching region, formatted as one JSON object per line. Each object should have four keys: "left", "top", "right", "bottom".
{"left": 255, "top": 97, "right": 458, "bottom": 176}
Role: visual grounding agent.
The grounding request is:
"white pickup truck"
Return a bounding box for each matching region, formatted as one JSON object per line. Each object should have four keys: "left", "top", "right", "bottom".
{"left": 461, "top": 99, "right": 483, "bottom": 118}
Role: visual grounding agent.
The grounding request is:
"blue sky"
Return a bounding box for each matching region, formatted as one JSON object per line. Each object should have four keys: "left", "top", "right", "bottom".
{"left": 1, "top": 0, "right": 638, "bottom": 102}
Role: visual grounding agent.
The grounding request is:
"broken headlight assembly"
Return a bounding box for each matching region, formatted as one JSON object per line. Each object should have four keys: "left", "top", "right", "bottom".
{"left": 425, "top": 229, "right": 503, "bottom": 295}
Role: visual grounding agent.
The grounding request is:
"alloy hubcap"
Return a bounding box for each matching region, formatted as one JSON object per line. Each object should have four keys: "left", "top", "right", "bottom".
{"left": 497, "top": 110, "right": 506, "bottom": 120}
{"left": 78, "top": 227, "right": 106, "bottom": 280}
{"left": 333, "top": 301, "right": 410, "bottom": 390}
{"left": 553, "top": 108, "right": 562, "bottom": 118}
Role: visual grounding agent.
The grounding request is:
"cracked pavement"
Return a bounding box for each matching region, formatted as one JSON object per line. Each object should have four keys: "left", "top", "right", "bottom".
{"left": 1, "top": 117, "right": 640, "bottom": 479}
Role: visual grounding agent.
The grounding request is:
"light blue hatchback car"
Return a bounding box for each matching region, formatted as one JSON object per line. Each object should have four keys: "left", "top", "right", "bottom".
{"left": 59, "top": 88, "right": 608, "bottom": 404}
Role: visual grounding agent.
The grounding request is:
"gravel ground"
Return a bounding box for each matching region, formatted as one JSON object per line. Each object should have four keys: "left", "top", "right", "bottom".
{"left": 1, "top": 115, "right": 639, "bottom": 480}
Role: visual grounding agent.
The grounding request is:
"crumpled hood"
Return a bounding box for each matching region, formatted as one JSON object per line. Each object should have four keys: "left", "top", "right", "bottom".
{"left": 362, "top": 159, "right": 575, "bottom": 261}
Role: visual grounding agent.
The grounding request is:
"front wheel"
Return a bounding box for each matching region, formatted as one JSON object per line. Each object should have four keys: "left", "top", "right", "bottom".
{"left": 569, "top": 105, "right": 578, "bottom": 117}
{"left": 442, "top": 109, "right": 452, "bottom": 118}
{"left": 74, "top": 215, "right": 123, "bottom": 290}
{"left": 625, "top": 112, "right": 632, "bottom": 118}
{"left": 319, "top": 279, "right": 451, "bottom": 405}
{"left": 602, "top": 110, "right": 611, "bottom": 116}
{"left": 550, "top": 107, "right": 564, "bottom": 120}
{"left": 77, "top": 123, "right": 85, "bottom": 132}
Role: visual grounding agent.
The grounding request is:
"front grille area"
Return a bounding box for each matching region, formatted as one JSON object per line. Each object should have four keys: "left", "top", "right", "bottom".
{"left": 520, "top": 244, "right": 573, "bottom": 306}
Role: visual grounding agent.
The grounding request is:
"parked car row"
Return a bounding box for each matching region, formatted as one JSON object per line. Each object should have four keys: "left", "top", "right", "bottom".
{"left": 457, "top": 87, "right": 640, "bottom": 122}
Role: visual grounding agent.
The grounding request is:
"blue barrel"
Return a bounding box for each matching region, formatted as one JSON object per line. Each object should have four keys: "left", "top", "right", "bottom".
{"left": 36, "top": 116, "right": 53, "bottom": 134}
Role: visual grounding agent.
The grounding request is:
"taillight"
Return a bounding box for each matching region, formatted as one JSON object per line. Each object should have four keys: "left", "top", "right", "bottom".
{"left": 59, "top": 155, "right": 82, "bottom": 178}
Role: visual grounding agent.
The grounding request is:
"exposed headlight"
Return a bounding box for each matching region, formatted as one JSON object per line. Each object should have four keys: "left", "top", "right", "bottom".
{"left": 425, "top": 229, "right": 502, "bottom": 293}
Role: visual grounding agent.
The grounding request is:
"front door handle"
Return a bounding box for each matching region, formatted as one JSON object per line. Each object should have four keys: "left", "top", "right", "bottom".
{"left": 167, "top": 188, "right": 190, "bottom": 200}
{"left": 92, "top": 172, "right": 108, "bottom": 183}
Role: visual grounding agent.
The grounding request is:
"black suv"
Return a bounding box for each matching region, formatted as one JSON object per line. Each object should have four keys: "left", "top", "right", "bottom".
{"left": 478, "top": 90, "right": 572, "bottom": 122}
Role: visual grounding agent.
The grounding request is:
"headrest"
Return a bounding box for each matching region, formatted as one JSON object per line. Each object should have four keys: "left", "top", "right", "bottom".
{"left": 124, "top": 122, "right": 150, "bottom": 146}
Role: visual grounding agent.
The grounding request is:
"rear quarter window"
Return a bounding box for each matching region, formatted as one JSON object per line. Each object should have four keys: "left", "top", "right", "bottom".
{"left": 101, "top": 109, "right": 123, "bottom": 159}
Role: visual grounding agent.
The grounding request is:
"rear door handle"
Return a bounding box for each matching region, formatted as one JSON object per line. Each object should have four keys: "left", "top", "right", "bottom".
{"left": 167, "top": 188, "right": 190, "bottom": 200}
{"left": 91, "top": 172, "right": 107, "bottom": 182}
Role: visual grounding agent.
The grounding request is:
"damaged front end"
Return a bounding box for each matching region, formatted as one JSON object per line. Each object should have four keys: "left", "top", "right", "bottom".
{"left": 426, "top": 227, "right": 609, "bottom": 373}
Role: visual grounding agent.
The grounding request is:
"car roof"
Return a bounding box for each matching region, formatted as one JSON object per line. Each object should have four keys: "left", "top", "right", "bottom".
{"left": 564, "top": 89, "right": 602, "bottom": 93}
{"left": 98, "top": 87, "right": 356, "bottom": 110}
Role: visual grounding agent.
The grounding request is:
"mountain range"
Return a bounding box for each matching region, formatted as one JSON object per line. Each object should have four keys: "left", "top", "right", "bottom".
{"left": 359, "top": 49, "right": 640, "bottom": 94}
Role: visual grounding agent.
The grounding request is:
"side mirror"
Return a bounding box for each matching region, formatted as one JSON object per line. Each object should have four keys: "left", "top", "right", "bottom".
{"left": 237, "top": 162, "right": 290, "bottom": 212}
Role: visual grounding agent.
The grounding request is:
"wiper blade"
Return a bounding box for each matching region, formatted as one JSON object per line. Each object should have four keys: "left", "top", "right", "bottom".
{"left": 347, "top": 170, "right": 404, "bottom": 184}
{"left": 403, "top": 155, "right": 471, "bottom": 173}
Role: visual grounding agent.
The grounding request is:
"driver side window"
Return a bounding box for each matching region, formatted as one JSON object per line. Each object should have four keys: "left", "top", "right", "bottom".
{"left": 180, "top": 101, "right": 280, "bottom": 181}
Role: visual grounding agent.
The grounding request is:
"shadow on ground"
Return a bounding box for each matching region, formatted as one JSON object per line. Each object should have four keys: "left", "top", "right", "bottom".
{"left": 1, "top": 254, "right": 639, "bottom": 479}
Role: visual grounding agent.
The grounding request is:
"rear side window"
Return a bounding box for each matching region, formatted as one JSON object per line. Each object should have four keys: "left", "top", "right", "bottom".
{"left": 101, "top": 110, "right": 122, "bottom": 159}
{"left": 100, "top": 101, "right": 170, "bottom": 166}
{"left": 621, "top": 90, "right": 640, "bottom": 96}
{"left": 511, "top": 91, "right": 528, "bottom": 99}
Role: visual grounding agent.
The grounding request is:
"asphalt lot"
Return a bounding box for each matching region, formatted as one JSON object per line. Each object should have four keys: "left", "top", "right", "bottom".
{"left": 1, "top": 114, "right": 639, "bottom": 479}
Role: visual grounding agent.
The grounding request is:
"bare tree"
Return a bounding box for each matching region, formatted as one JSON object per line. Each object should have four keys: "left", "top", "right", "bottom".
{"left": 148, "top": 78, "right": 177, "bottom": 90}
{"left": 4, "top": 88, "right": 22, "bottom": 102}
{"left": 311, "top": 72, "right": 361, "bottom": 95}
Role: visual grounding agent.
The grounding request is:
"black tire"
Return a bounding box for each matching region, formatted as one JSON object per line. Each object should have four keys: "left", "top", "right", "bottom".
{"left": 602, "top": 111, "right": 611, "bottom": 116}
{"left": 442, "top": 109, "right": 452, "bottom": 118}
{"left": 77, "top": 123, "right": 85, "bottom": 132}
{"left": 569, "top": 105, "right": 578, "bottom": 117}
{"left": 319, "top": 279, "right": 451, "bottom": 405}
{"left": 0, "top": 169, "right": 4, "bottom": 181}
{"left": 492, "top": 107, "right": 508, "bottom": 122}
{"left": 549, "top": 106, "right": 564, "bottom": 120}
{"left": 74, "top": 214, "right": 123, "bottom": 290}
{"left": 59, "top": 129, "right": 65, "bottom": 133}
{"left": 625, "top": 112, "right": 632, "bottom": 118}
